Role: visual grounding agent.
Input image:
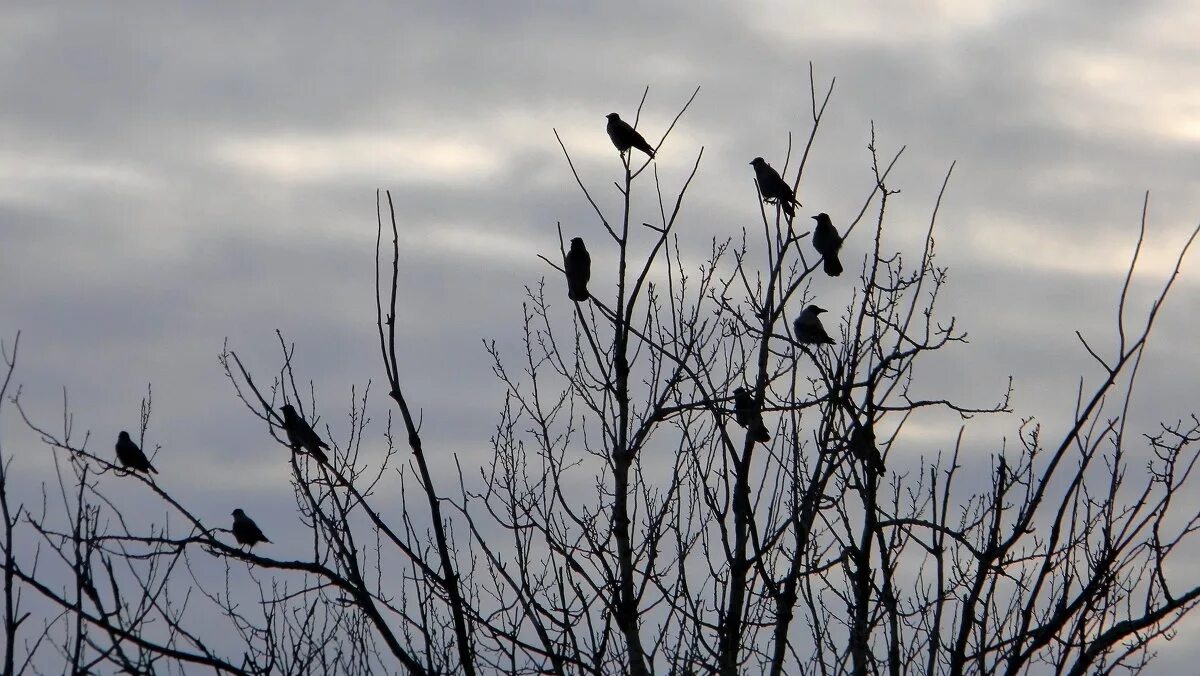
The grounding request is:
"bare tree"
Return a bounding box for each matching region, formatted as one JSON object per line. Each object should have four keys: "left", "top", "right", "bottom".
{"left": 2, "top": 75, "right": 1199, "bottom": 675}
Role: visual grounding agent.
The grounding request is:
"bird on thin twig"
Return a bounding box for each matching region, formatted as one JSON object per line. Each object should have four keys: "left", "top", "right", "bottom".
{"left": 732, "top": 387, "right": 771, "bottom": 443}
{"left": 750, "top": 157, "right": 799, "bottom": 219}
{"left": 794, "top": 305, "right": 836, "bottom": 345}
{"left": 606, "top": 113, "right": 656, "bottom": 159}
{"left": 279, "top": 404, "right": 330, "bottom": 464}
{"left": 231, "top": 509, "right": 270, "bottom": 548}
{"left": 115, "top": 431, "right": 157, "bottom": 474}
{"left": 848, "top": 419, "right": 885, "bottom": 477}
{"left": 565, "top": 237, "right": 591, "bottom": 302}
{"left": 811, "top": 213, "right": 844, "bottom": 277}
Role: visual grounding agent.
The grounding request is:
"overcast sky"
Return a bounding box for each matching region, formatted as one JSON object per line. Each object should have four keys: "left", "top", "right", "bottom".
{"left": 2, "top": 1, "right": 1199, "bottom": 669}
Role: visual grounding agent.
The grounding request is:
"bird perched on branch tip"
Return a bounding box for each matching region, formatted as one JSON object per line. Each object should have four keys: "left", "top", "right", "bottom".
{"left": 750, "top": 157, "right": 799, "bottom": 219}
{"left": 793, "top": 305, "right": 836, "bottom": 346}
{"left": 279, "top": 404, "right": 330, "bottom": 464}
{"left": 231, "top": 509, "right": 270, "bottom": 548}
{"left": 115, "top": 431, "right": 157, "bottom": 474}
{"left": 606, "top": 113, "right": 656, "bottom": 159}
{"left": 811, "top": 213, "right": 844, "bottom": 277}
{"left": 732, "top": 387, "right": 771, "bottom": 444}
{"left": 565, "top": 237, "right": 591, "bottom": 302}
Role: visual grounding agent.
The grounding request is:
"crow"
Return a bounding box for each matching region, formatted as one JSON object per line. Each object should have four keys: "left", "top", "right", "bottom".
{"left": 565, "top": 237, "right": 592, "bottom": 302}
{"left": 732, "top": 387, "right": 771, "bottom": 443}
{"left": 793, "top": 305, "right": 836, "bottom": 345}
{"left": 279, "top": 404, "right": 330, "bottom": 464}
{"left": 231, "top": 509, "right": 270, "bottom": 548}
{"left": 749, "top": 157, "right": 799, "bottom": 219}
{"left": 848, "top": 419, "right": 885, "bottom": 477}
{"left": 606, "top": 113, "right": 656, "bottom": 159}
{"left": 115, "top": 431, "right": 157, "bottom": 474}
{"left": 811, "top": 213, "right": 844, "bottom": 277}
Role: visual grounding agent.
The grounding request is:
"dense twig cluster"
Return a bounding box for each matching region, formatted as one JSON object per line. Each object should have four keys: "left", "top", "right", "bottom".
{"left": 2, "top": 72, "right": 1199, "bottom": 674}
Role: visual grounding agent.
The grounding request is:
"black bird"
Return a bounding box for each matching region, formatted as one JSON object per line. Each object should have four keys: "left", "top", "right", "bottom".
{"left": 115, "top": 431, "right": 157, "bottom": 474}
{"left": 606, "top": 113, "right": 656, "bottom": 159}
{"left": 749, "top": 157, "right": 799, "bottom": 219}
{"left": 732, "top": 387, "right": 771, "bottom": 443}
{"left": 231, "top": 509, "right": 270, "bottom": 548}
{"left": 565, "top": 237, "right": 591, "bottom": 302}
{"left": 793, "top": 305, "right": 836, "bottom": 345}
{"left": 279, "top": 404, "right": 330, "bottom": 464}
{"left": 848, "top": 420, "right": 885, "bottom": 476}
{"left": 811, "top": 213, "right": 844, "bottom": 277}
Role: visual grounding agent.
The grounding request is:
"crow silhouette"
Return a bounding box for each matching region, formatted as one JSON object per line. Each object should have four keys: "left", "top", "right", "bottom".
{"left": 279, "top": 404, "right": 330, "bottom": 464}
{"left": 231, "top": 509, "right": 271, "bottom": 548}
{"left": 811, "top": 213, "right": 843, "bottom": 277}
{"left": 848, "top": 420, "right": 885, "bottom": 476}
{"left": 606, "top": 113, "right": 655, "bottom": 159}
{"left": 750, "top": 157, "right": 798, "bottom": 218}
{"left": 732, "top": 387, "right": 771, "bottom": 443}
{"left": 793, "top": 305, "right": 836, "bottom": 345}
{"left": 565, "top": 237, "right": 591, "bottom": 302}
{"left": 115, "top": 431, "right": 157, "bottom": 474}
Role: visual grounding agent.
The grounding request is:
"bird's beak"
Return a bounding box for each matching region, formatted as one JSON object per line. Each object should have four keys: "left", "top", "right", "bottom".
{"left": 811, "top": 215, "right": 818, "bottom": 220}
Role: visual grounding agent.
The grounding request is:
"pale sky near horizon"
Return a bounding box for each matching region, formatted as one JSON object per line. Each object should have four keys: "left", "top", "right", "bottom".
{"left": 2, "top": 1, "right": 1199, "bottom": 670}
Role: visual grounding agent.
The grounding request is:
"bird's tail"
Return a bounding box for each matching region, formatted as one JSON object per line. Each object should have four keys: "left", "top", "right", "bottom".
{"left": 568, "top": 284, "right": 590, "bottom": 302}
{"left": 823, "top": 255, "right": 843, "bottom": 277}
{"left": 148, "top": 463, "right": 159, "bottom": 474}
{"left": 871, "top": 455, "right": 886, "bottom": 476}
{"left": 752, "top": 424, "right": 771, "bottom": 443}
{"left": 782, "top": 200, "right": 795, "bottom": 219}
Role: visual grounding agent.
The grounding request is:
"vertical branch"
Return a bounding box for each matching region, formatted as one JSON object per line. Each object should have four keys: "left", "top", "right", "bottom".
{"left": 0, "top": 332, "right": 24, "bottom": 676}
{"left": 377, "top": 192, "right": 475, "bottom": 675}
{"left": 609, "top": 148, "right": 651, "bottom": 676}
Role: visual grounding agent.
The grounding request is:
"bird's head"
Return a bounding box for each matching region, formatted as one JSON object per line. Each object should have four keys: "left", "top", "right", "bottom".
{"left": 232, "top": 509, "right": 244, "bottom": 518}
{"left": 570, "top": 237, "right": 584, "bottom": 247}
{"left": 750, "top": 157, "right": 765, "bottom": 167}
{"left": 280, "top": 404, "right": 295, "bottom": 416}
{"left": 812, "top": 213, "right": 831, "bottom": 224}
{"left": 806, "top": 304, "right": 827, "bottom": 314}
{"left": 606, "top": 113, "right": 619, "bottom": 120}
{"left": 118, "top": 430, "right": 131, "bottom": 440}
{"left": 733, "top": 386, "right": 746, "bottom": 396}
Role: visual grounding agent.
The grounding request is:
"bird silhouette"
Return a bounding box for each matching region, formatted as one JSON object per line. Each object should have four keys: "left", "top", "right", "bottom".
{"left": 848, "top": 419, "right": 885, "bottom": 476}
{"left": 565, "top": 237, "right": 591, "bottom": 302}
{"left": 115, "top": 431, "right": 157, "bottom": 474}
{"left": 606, "top": 113, "right": 656, "bottom": 159}
{"left": 793, "top": 305, "right": 836, "bottom": 345}
{"left": 279, "top": 404, "right": 330, "bottom": 464}
{"left": 811, "top": 213, "right": 843, "bottom": 277}
{"left": 231, "top": 508, "right": 270, "bottom": 548}
{"left": 732, "top": 387, "right": 771, "bottom": 443}
{"left": 750, "top": 157, "right": 799, "bottom": 219}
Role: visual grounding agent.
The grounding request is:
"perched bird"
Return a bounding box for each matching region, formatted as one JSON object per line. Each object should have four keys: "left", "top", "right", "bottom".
{"left": 231, "top": 509, "right": 270, "bottom": 548}
{"left": 749, "top": 157, "right": 799, "bottom": 219}
{"left": 811, "top": 213, "right": 844, "bottom": 277}
{"left": 565, "top": 237, "right": 592, "bottom": 302}
{"left": 732, "top": 387, "right": 771, "bottom": 443}
{"left": 279, "top": 404, "right": 330, "bottom": 464}
{"left": 793, "top": 305, "right": 836, "bottom": 345}
{"left": 115, "top": 431, "right": 157, "bottom": 474}
{"left": 848, "top": 419, "right": 885, "bottom": 477}
{"left": 606, "top": 113, "right": 656, "bottom": 159}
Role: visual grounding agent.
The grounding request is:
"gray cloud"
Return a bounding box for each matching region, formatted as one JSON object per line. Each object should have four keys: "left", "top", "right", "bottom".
{"left": 2, "top": 0, "right": 1198, "bottom": 667}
